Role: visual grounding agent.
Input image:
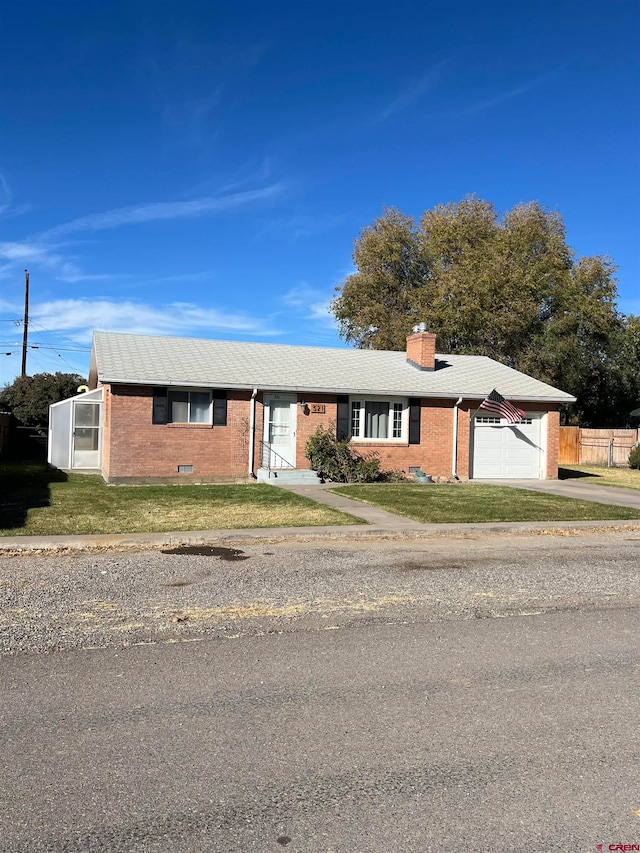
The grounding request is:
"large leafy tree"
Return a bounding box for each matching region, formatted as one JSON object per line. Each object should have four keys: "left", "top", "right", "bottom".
{"left": 331, "top": 198, "right": 627, "bottom": 425}
{"left": 334, "top": 208, "right": 427, "bottom": 350}
{"left": 0, "top": 372, "right": 86, "bottom": 427}
{"left": 535, "top": 256, "right": 624, "bottom": 424}
{"left": 608, "top": 314, "right": 640, "bottom": 427}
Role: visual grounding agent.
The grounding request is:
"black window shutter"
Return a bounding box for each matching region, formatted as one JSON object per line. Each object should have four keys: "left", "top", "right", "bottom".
{"left": 152, "top": 387, "right": 168, "bottom": 424}
{"left": 409, "top": 399, "right": 421, "bottom": 445}
{"left": 213, "top": 391, "right": 228, "bottom": 426}
{"left": 336, "top": 395, "right": 350, "bottom": 440}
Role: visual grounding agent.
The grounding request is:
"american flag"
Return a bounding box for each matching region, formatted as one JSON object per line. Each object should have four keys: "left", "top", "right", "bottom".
{"left": 478, "top": 389, "right": 527, "bottom": 424}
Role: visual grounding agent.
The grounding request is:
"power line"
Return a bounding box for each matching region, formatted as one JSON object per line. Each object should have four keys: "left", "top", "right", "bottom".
{"left": 0, "top": 343, "right": 90, "bottom": 352}
{"left": 28, "top": 347, "right": 80, "bottom": 373}
{"left": 1, "top": 322, "right": 91, "bottom": 352}
{"left": 27, "top": 320, "right": 92, "bottom": 350}
{"left": 1, "top": 280, "right": 91, "bottom": 375}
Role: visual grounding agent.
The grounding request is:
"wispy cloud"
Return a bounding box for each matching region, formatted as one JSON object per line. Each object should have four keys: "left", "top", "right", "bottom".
{"left": 39, "top": 183, "right": 285, "bottom": 239}
{"left": 256, "top": 212, "right": 346, "bottom": 242}
{"left": 277, "top": 284, "right": 340, "bottom": 347}
{"left": 26, "top": 297, "right": 282, "bottom": 343}
{"left": 282, "top": 284, "right": 335, "bottom": 328}
{"left": 135, "top": 271, "right": 215, "bottom": 287}
{"left": 55, "top": 267, "right": 120, "bottom": 284}
{"left": 0, "top": 241, "right": 76, "bottom": 283}
{"left": 0, "top": 172, "right": 11, "bottom": 212}
{"left": 377, "top": 62, "right": 449, "bottom": 123}
{"left": 0, "top": 181, "right": 285, "bottom": 285}
{"left": 143, "top": 36, "right": 271, "bottom": 155}
{"left": 0, "top": 296, "right": 17, "bottom": 315}
{"left": 157, "top": 88, "right": 225, "bottom": 153}
{"left": 463, "top": 72, "right": 555, "bottom": 116}
{"left": 0, "top": 241, "right": 56, "bottom": 265}
{"left": 0, "top": 295, "right": 283, "bottom": 386}
{"left": 0, "top": 240, "right": 116, "bottom": 284}
{"left": 0, "top": 173, "right": 30, "bottom": 219}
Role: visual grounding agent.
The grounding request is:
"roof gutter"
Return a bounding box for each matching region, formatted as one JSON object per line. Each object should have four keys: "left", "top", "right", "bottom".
{"left": 452, "top": 397, "right": 463, "bottom": 479}
{"left": 97, "top": 377, "right": 576, "bottom": 404}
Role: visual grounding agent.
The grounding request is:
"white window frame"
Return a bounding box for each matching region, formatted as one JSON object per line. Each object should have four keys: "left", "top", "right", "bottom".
{"left": 167, "top": 389, "right": 212, "bottom": 424}
{"left": 349, "top": 396, "right": 408, "bottom": 443}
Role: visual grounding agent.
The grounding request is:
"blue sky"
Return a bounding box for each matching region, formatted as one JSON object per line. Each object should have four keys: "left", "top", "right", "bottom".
{"left": 0, "top": 0, "right": 638, "bottom": 385}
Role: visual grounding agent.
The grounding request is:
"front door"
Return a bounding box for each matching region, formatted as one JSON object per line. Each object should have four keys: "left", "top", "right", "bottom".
{"left": 72, "top": 401, "right": 101, "bottom": 468}
{"left": 263, "top": 394, "right": 297, "bottom": 468}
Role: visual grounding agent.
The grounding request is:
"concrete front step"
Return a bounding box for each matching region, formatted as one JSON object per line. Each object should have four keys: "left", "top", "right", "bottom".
{"left": 257, "top": 467, "right": 322, "bottom": 485}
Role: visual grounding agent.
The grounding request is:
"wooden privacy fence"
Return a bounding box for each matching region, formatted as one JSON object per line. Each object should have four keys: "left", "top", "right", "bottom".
{"left": 559, "top": 427, "right": 639, "bottom": 467}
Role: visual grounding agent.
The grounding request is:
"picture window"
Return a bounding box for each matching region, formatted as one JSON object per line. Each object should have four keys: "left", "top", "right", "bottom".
{"left": 350, "top": 398, "right": 407, "bottom": 441}
{"left": 168, "top": 390, "right": 211, "bottom": 424}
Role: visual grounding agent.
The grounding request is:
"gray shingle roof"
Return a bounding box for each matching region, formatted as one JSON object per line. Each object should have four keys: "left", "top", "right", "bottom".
{"left": 92, "top": 331, "right": 576, "bottom": 403}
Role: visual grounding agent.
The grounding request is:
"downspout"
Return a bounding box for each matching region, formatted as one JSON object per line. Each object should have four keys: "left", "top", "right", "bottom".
{"left": 248, "top": 388, "right": 258, "bottom": 479}
{"left": 452, "top": 397, "right": 463, "bottom": 479}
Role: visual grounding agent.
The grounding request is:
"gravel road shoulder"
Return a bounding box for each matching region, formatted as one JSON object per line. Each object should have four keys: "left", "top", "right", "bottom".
{"left": 2, "top": 531, "right": 639, "bottom": 655}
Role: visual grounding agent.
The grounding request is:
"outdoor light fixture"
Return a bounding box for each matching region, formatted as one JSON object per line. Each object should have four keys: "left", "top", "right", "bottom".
{"left": 300, "top": 400, "right": 308, "bottom": 413}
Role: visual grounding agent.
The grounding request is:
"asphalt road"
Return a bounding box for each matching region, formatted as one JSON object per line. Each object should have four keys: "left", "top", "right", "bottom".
{"left": 2, "top": 533, "right": 640, "bottom": 851}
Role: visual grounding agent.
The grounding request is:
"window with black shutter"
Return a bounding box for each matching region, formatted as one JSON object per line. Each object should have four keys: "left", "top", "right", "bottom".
{"left": 348, "top": 397, "right": 409, "bottom": 441}
{"left": 152, "top": 388, "right": 168, "bottom": 424}
{"left": 408, "top": 399, "right": 421, "bottom": 445}
{"left": 152, "top": 387, "right": 227, "bottom": 425}
{"left": 213, "top": 392, "right": 228, "bottom": 426}
{"left": 336, "top": 395, "right": 350, "bottom": 440}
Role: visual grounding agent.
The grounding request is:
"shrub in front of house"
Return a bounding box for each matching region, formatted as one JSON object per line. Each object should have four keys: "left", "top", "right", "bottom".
{"left": 629, "top": 444, "right": 640, "bottom": 469}
{"left": 305, "top": 424, "right": 383, "bottom": 483}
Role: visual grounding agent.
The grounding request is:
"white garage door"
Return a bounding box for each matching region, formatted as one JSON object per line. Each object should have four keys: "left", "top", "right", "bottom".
{"left": 471, "top": 414, "right": 544, "bottom": 479}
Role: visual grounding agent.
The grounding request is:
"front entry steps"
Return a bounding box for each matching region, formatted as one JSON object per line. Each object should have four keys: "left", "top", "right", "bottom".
{"left": 257, "top": 468, "right": 322, "bottom": 485}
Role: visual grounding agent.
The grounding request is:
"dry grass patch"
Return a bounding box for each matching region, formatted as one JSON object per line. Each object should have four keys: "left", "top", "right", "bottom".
{"left": 560, "top": 464, "right": 640, "bottom": 491}
{"left": 0, "top": 463, "right": 362, "bottom": 536}
{"left": 158, "top": 593, "right": 413, "bottom": 623}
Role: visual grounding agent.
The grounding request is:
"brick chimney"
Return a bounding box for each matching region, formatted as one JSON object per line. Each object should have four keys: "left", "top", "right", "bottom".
{"left": 406, "top": 324, "right": 437, "bottom": 371}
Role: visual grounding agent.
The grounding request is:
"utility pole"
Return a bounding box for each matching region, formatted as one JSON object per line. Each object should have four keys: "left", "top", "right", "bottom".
{"left": 21, "top": 269, "right": 29, "bottom": 376}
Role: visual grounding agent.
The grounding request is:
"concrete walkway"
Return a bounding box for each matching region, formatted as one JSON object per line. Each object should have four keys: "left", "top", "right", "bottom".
{"left": 274, "top": 482, "right": 428, "bottom": 528}
{"left": 1, "top": 479, "right": 639, "bottom": 554}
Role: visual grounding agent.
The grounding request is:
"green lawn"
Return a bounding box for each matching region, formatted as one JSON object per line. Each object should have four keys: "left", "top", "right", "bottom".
{"left": 559, "top": 464, "right": 640, "bottom": 491}
{"left": 0, "top": 462, "right": 361, "bottom": 536}
{"left": 329, "top": 483, "right": 640, "bottom": 524}
{"left": 3, "top": 461, "right": 638, "bottom": 537}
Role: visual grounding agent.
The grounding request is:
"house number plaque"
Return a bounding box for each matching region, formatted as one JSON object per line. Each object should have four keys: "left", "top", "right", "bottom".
{"left": 310, "top": 403, "right": 326, "bottom": 414}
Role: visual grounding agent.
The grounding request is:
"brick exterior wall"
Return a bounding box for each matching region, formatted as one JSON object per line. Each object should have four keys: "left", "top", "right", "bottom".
{"left": 335, "top": 398, "right": 470, "bottom": 479}
{"left": 104, "top": 384, "right": 253, "bottom": 483}
{"left": 264, "top": 394, "right": 472, "bottom": 480}
{"left": 98, "top": 385, "right": 561, "bottom": 483}
{"left": 291, "top": 394, "right": 337, "bottom": 470}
